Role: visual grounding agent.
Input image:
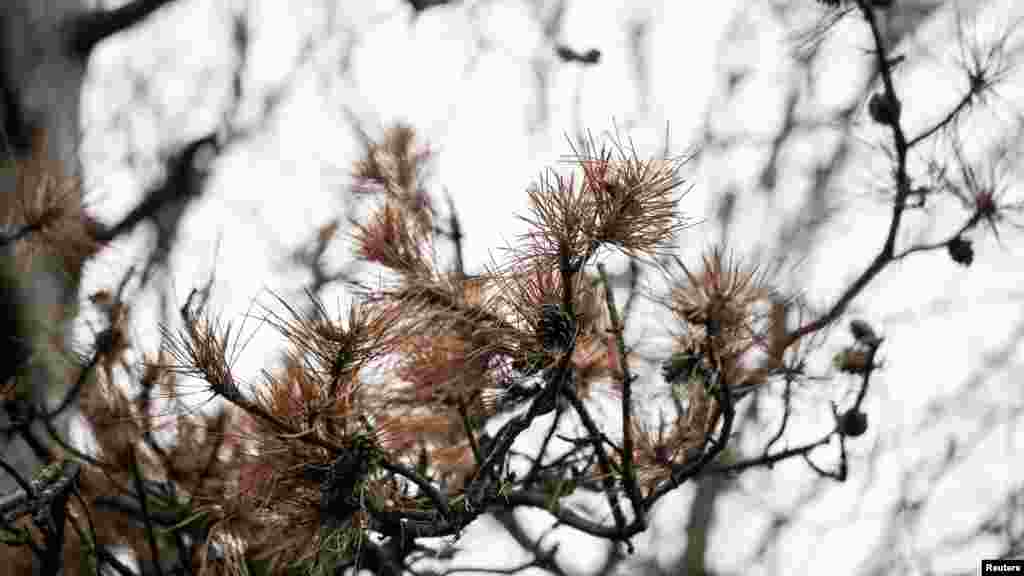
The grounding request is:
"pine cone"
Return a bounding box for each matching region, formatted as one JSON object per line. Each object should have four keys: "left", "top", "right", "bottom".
{"left": 947, "top": 236, "right": 973, "bottom": 267}
{"left": 840, "top": 409, "right": 868, "bottom": 437}
{"left": 537, "top": 303, "right": 576, "bottom": 353}
{"left": 868, "top": 92, "right": 902, "bottom": 126}
{"left": 849, "top": 319, "right": 881, "bottom": 347}
{"left": 319, "top": 443, "right": 372, "bottom": 528}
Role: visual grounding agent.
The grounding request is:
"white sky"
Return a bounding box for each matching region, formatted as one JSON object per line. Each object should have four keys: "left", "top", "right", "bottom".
{"left": 77, "top": 1, "right": 1024, "bottom": 574}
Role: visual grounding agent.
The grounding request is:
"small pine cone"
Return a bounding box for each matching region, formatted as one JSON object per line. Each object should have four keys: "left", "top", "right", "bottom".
{"left": 849, "top": 319, "right": 881, "bottom": 347}
{"left": 868, "top": 92, "right": 902, "bottom": 126}
{"left": 947, "top": 236, "right": 974, "bottom": 267}
{"left": 319, "top": 445, "right": 371, "bottom": 528}
{"left": 840, "top": 409, "right": 868, "bottom": 437}
{"left": 537, "top": 303, "right": 576, "bottom": 353}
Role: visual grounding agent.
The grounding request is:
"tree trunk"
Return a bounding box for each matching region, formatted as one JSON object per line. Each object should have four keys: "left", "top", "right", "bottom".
{"left": 0, "top": 0, "right": 87, "bottom": 496}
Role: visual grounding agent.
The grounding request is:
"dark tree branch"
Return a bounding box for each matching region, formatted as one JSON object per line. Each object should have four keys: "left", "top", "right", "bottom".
{"left": 380, "top": 461, "right": 452, "bottom": 522}
{"left": 497, "top": 490, "right": 645, "bottom": 540}
{"left": 64, "top": 0, "right": 181, "bottom": 62}
{"left": 0, "top": 460, "right": 79, "bottom": 525}
{"left": 782, "top": 0, "right": 912, "bottom": 351}
{"left": 97, "top": 133, "right": 219, "bottom": 245}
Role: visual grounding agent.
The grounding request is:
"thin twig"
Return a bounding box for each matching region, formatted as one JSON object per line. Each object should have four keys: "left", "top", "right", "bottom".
{"left": 129, "top": 447, "right": 164, "bottom": 576}
{"left": 0, "top": 458, "right": 35, "bottom": 497}
{"left": 596, "top": 263, "right": 644, "bottom": 520}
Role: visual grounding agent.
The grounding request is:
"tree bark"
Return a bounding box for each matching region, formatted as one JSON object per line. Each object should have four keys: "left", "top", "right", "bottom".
{"left": 0, "top": 0, "right": 87, "bottom": 500}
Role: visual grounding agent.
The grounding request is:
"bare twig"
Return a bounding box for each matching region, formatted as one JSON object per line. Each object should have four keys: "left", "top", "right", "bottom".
{"left": 129, "top": 447, "right": 164, "bottom": 576}
{"left": 596, "top": 263, "right": 644, "bottom": 520}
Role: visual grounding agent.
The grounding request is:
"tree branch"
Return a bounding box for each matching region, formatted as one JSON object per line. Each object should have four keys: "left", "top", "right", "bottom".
{"left": 596, "top": 263, "right": 645, "bottom": 520}
{"left": 64, "top": 0, "right": 181, "bottom": 62}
